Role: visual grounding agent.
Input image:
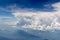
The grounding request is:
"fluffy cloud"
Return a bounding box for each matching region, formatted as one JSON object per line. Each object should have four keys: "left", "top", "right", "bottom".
{"left": 11, "top": 3, "right": 60, "bottom": 39}
{"left": 0, "top": 2, "right": 60, "bottom": 40}
{"left": 11, "top": 2, "right": 60, "bottom": 31}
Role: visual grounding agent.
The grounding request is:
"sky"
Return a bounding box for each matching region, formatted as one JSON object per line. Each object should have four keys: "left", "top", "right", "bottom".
{"left": 0, "top": 0, "right": 60, "bottom": 40}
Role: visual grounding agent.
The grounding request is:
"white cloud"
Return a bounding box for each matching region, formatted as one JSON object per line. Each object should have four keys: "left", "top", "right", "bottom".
{"left": 0, "top": 2, "right": 60, "bottom": 40}
{"left": 11, "top": 2, "right": 60, "bottom": 31}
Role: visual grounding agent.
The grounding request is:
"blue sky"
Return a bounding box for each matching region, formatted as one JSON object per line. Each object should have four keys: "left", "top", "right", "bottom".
{"left": 0, "top": 0, "right": 60, "bottom": 17}
{"left": 0, "top": 0, "right": 60, "bottom": 22}
{"left": 0, "top": 0, "right": 60, "bottom": 40}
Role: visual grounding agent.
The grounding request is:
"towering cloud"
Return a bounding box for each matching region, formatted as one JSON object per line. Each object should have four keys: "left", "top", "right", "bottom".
{"left": 11, "top": 2, "right": 60, "bottom": 31}
{"left": 0, "top": 0, "right": 60, "bottom": 40}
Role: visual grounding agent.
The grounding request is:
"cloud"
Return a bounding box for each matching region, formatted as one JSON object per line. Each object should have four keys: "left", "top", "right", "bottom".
{"left": 0, "top": 2, "right": 60, "bottom": 40}
{"left": 11, "top": 2, "right": 60, "bottom": 32}
{"left": 0, "top": 2, "right": 60, "bottom": 31}
{"left": 0, "top": 16, "right": 18, "bottom": 27}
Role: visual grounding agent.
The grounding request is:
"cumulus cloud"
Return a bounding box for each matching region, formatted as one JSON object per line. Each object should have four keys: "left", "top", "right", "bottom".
{"left": 0, "top": 2, "right": 60, "bottom": 40}
{"left": 11, "top": 2, "right": 60, "bottom": 31}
